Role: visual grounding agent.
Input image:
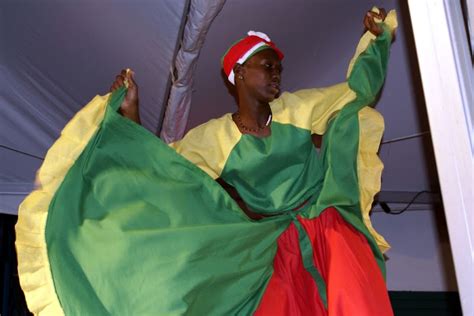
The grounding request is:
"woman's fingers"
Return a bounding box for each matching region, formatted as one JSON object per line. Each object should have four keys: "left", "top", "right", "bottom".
{"left": 110, "top": 69, "right": 138, "bottom": 92}
{"left": 364, "top": 10, "right": 384, "bottom": 36}
{"left": 379, "top": 8, "right": 387, "bottom": 21}
{"left": 117, "top": 69, "right": 141, "bottom": 124}
{"left": 364, "top": 13, "right": 372, "bottom": 30}
{"left": 109, "top": 73, "right": 126, "bottom": 92}
{"left": 116, "top": 75, "right": 125, "bottom": 85}
{"left": 124, "top": 71, "right": 138, "bottom": 103}
{"left": 126, "top": 70, "right": 136, "bottom": 87}
{"left": 110, "top": 81, "right": 120, "bottom": 92}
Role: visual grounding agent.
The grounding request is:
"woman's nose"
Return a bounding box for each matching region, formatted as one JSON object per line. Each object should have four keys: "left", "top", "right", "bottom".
{"left": 272, "top": 71, "right": 280, "bottom": 81}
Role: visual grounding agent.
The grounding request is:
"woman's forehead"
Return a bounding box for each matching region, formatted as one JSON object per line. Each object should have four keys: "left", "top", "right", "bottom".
{"left": 246, "top": 48, "right": 281, "bottom": 64}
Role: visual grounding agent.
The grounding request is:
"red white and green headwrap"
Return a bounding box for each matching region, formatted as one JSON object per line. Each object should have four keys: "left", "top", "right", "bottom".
{"left": 222, "top": 31, "right": 284, "bottom": 85}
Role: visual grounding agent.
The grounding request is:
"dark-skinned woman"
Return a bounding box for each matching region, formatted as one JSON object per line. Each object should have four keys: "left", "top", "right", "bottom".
{"left": 17, "top": 7, "right": 397, "bottom": 316}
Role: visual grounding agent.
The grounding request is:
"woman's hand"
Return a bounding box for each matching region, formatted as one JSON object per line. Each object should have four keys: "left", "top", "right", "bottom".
{"left": 363, "top": 8, "right": 387, "bottom": 37}
{"left": 110, "top": 69, "right": 141, "bottom": 124}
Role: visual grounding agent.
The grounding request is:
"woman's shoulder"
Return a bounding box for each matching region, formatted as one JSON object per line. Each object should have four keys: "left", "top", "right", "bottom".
{"left": 170, "top": 113, "right": 241, "bottom": 151}
{"left": 185, "top": 113, "right": 236, "bottom": 139}
{"left": 169, "top": 113, "right": 242, "bottom": 179}
{"left": 270, "top": 83, "right": 355, "bottom": 134}
{"left": 272, "top": 83, "right": 352, "bottom": 108}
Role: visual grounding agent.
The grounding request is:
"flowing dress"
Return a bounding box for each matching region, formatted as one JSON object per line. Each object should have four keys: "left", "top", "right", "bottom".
{"left": 16, "top": 14, "right": 397, "bottom": 316}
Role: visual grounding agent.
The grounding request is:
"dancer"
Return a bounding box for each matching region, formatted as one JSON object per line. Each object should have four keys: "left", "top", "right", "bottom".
{"left": 17, "top": 8, "right": 397, "bottom": 315}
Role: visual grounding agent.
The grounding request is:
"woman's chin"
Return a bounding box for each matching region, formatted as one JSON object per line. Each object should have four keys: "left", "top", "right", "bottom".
{"left": 269, "top": 92, "right": 280, "bottom": 102}
{"left": 255, "top": 89, "right": 279, "bottom": 103}
{"left": 265, "top": 89, "right": 280, "bottom": 102}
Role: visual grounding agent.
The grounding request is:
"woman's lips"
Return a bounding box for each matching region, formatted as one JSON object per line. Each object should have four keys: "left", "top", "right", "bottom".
{"left": 270, "top": 82, "right": 280, "bottom": 92}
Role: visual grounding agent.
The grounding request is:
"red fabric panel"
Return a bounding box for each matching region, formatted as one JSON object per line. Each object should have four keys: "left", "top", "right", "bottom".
{"left": 254, "top": 207, "right": 393, "bottom": 316}
{"left": 255, "top": 217, "right": 326, "bottom": 315}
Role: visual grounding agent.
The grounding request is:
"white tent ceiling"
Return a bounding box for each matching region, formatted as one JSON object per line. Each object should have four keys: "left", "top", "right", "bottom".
{"left": 0, "top": 0, "right": 441, "bottom": 214}
{"left": 0, "top": 0, "right": 189, "bottom": 213}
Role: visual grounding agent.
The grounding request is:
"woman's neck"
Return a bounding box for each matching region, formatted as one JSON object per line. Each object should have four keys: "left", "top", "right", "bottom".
{"left": 237, "top": 96, "right": 272, "bottom": 128}
{"left": 233, "top": 99, "right": 272, "bottom": 137}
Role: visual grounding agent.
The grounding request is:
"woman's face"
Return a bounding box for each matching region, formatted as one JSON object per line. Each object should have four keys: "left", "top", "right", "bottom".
{"left": 240, "top": 48, "right": 282, "bottom": 103}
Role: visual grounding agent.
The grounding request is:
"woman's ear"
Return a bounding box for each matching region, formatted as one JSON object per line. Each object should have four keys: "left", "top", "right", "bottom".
{"left": 234, "top": 63, "right": 244, "bottom": 80}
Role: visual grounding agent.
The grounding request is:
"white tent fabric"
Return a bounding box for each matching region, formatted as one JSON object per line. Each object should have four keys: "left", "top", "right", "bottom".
{"left": 0, "top": 1, "right": 190, "bottom": 214}
{"left": 160, "top": 0, "right": 226, "bottom": 143}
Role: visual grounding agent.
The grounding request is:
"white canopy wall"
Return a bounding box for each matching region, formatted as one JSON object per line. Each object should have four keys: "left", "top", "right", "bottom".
{"left": 0, "top": 0, "right": 191, "bottom": 214}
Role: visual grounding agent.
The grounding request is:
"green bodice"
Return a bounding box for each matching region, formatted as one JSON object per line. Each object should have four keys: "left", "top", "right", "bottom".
{"left": 221, "top": 122, "right": 324, "bottom": 214}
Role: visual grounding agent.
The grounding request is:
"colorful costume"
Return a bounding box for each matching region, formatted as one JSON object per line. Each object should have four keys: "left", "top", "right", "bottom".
{"left": 16, "top": 12, "right": 397, "bottom": 316}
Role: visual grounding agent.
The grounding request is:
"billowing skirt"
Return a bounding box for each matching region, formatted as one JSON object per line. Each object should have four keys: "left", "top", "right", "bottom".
{"left": 16, "top": 88, "right": 392, "bottom": 315}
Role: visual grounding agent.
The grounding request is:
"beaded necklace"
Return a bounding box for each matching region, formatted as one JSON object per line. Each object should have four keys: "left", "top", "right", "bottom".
{"left": 234, "top": 112, "right": 272, "bottom": 133}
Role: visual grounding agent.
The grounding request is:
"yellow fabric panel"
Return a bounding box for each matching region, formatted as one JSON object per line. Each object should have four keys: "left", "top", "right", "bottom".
{"left": 15, "top": 93, "right": 111, "bottom": 315}
{"left": 271, "top": 83, "right": 357, "bottom": 134}
{"left": 379, "top": 8, "right": 398, "bottom": 32}
{"left": 358, "top": 107, "right": 390, "bottom": 253}
{"left": 346, "top": 9, "right": 398, "bottom": 78}
{"left": 353, "top": 9, "right": 397, "bottom": 253}
{"left": 169, "top": 114, "right": 242, "bottom": 179}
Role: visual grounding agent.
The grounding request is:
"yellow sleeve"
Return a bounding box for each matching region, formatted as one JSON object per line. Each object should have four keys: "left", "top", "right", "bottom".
{"left": 169, "top": 114, "right": 241, "bottom": 179}
{"left": 271, "top": 82, "right": 357, "bottom": 134}
{"left": 358, "top": 107, "right": 390, "bottom": 252}
{"left": 347, "top": 9, "right": 398, "bottom": 78}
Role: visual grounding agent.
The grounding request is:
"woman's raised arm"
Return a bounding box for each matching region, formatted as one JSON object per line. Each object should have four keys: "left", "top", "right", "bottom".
{"left": 270, "top": 8, "right": 397, "bottom": 136}
{"left": 346, "top": 8, "right": 397, "bottom": 103}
